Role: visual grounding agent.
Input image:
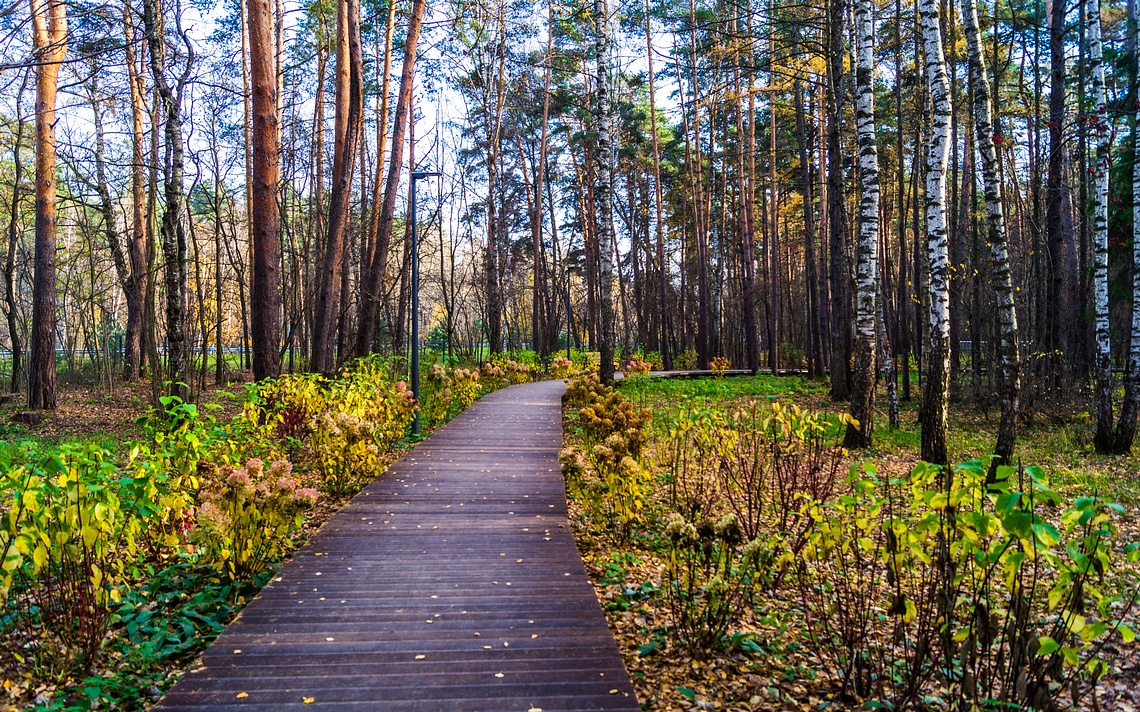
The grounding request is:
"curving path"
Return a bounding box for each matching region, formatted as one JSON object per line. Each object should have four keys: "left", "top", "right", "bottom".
{"left": 157, "top": 380, "right": 639, "bottom": 712}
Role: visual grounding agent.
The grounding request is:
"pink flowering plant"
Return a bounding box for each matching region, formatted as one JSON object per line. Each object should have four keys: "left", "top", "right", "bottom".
{"left": 191, "top": 458, "right": 319, "bottom": 581}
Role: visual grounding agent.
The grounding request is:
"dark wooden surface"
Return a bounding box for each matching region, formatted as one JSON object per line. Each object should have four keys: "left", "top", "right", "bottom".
{"left": 157, "top": 380, "right": 639, "bottom": 712}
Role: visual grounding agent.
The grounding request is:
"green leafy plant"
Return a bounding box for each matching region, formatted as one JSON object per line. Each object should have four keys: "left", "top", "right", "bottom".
{"left": 662, "top": 512, "right": 763, "bottom": 654}
{"left": 794, "top": 460, "right": 1140, "bottom": 708}
{"left": 191, "top": 458, "right": 318, "bottom": 581}
{"left": 1, "top": 442, "right": 172, "bottom": 674}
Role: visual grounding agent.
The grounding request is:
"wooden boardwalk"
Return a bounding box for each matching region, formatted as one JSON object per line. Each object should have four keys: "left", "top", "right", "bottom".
{"left": 157, "top": 380, "right": 639, "bottom": 712}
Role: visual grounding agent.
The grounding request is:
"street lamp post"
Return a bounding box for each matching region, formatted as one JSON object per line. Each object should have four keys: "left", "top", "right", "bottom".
{"left": 410, "top": 170, "right": 440, "bottom": 436}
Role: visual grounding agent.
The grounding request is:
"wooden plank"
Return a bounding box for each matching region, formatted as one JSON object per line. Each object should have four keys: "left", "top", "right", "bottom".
{"left": 156, "top": 380, "right": 639, "bottom": 711}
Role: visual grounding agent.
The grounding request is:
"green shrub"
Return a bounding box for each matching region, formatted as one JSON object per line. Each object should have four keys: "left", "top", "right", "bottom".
{"left": 1, "top": 441, "right": 186, "bottom": 674}
{"left": 191, "top": 458, "right": 318, "bottom": 581}
{"left": 662, "top": 511, "right": 763, "bottom": 654}
{"left": 795, "top": 460, "right": 1139, "bottom": 708}
{"left": 564, "top": 375, "right": 653, "bottom": 541}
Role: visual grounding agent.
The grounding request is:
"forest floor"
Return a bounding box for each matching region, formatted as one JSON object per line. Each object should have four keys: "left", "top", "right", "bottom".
{"left": 566, "top": 373, "right": 1140, "bottom": 712}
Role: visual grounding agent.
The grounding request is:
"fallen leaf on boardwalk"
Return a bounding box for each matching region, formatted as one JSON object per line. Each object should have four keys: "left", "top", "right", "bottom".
{"left": 303, "top": 697, "right": 315, "bottom": 704}
{"left": 494, "top": 673, "right": 504, "bottom": 678}
{"left": 235, "top": 693, "right": 248, "bottom": 699}
{"left": 415, "top": 655, "right": 426, "bottom": 660}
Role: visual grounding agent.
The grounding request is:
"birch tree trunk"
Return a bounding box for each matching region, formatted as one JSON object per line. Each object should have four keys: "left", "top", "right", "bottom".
{"left": 845, "top": 0, "right": 880, "bottom": 448}
{"left": 961, "top": 0, "right": 1022, "bottom": 469}
{"left": 1089, "top": 0, "right": 1116, "bottom": 452}
{"left": 143, "top": 0, "right": 196, "bottom": 401}
{"left": 645, "top": 0, "right": 672, "bottom": 370}
{"left": 27, "top": 0, "right": 66, "bottom": 409}
{"left": 919, "top": 0, "right": 952, "bottom": 465}
{"left": 594, "top": 0, "right": 616, "bottom": 384}
{"left": 1114, "top": 3, "right": 1140, "bottom": 452}
{"left": 249, "top": 0, "right": 282, "bottom": 380}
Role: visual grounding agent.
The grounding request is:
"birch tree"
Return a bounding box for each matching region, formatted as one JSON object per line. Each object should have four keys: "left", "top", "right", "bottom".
{"left": 961, "top": 0, "right": 1021, "bottom": 469}
{"left": 594, "top": 0, "right": 616, "bottom": 384}
{"left": 1091, "top": 0, "right": 1113, "bottom": 453}
{"left": 919, "top": 0, "right": 952, "bottom": 465}
{"left": 844, "top": 0, "right": 879, "bottom": 448}
{"left": 645, "top": 0, "right": 671, "bottom": 370}
{"left": 1114, "top": 5, "right": 1140, "bottom": 453}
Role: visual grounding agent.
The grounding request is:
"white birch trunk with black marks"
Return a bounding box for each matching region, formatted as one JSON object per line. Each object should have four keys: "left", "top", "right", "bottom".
{"left": 594, "top": 0, "right": 616, "bottom": 384}
{"left": 920, "top": 0, "right": 952, "bottom": 465}
{"left": 1116, "top": 4, "right": 1140, "bottom": 452}
{"left": 1091, "top": 0, "right": 1115, "bottom": 452}
{"left": 961, "top": 0, "right": 1021, "bottom": 469}
{"left": 845, "top": 0, "right": 879, "bottom": 448}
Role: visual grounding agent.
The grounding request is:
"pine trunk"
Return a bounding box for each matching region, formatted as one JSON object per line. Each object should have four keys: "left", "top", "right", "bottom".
{"left": 312, "top": 0, "right": 363, "bottom": 372}
{"left": 27, "top": 0, "right": 66, "bottom": 410}
{"left": 249, "top": 0, "right": 282, "bottom": 380}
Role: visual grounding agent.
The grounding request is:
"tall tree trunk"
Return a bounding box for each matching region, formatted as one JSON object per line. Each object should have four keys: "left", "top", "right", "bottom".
{"left": 27, "top": 0, "right": 66, "bottom": 410}
{"left": 595, "top": 0, "right": 616, "bottom": 384}
{"left": 532, "top": 0, "right": 554, "bottom": 356}
{"left": 795, "top": 79, "right": 823, "bottom": 379}
{"left": 645, "top": 0, "right": 672, "bottom": 369}
{"left": 123, "top": 0, "right": 147, "bottom": 382}
{"left": 312, "top": 0, "right": 363, "bottom": 372}
{"left": 962, "top": 0, "right": 1021, "bottom": 469}
{"left": 4, "top": 72, "right": 27, "bottom": 394}
{"left": 357, "top": 0, "right": 427, "bottom": 357}
{"left": 90, "top": 70, "right": 137, "bottom": 388}
{"left": 688, "top": 0, "right": 710, "bottom": 369}
{"left": 845, "top": 0, "right": 880, "bottom": 448}
{"left": 240, "top": 0, "right": 253, "bottom": 370}
{"left": 735, "top": 18, "right": 759, "bottom": 374}
{"left": 1114, "top": 3, "right": 1140, "bottom": 452}
{"left": 249, "top": 0, "right": 282, "bottom": 380}
{"left": 1090, "top": 0, "right": 1115, "bottom": 452}
{"left": 767, "top": 9, "right": 780, "bottom": 375}
{"left": 920, "top": 0, "right": 953, "bottom": 465}
{"left": 143, "top": 0, "right": 195, "bottom": 402}
{"left": 826, "top": 0, "right": 852, "bottom": 399}
{"left": 1046, "top": 0, "right": 1070, "bottom": 372}
{"left": 484, "top": 11, "right": 509, "bottom": 356}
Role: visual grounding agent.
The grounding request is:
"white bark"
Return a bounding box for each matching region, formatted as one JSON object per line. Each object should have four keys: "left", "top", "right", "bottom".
{"left": 595, "top": 0, "right": 616, "bottom": 384}
{"left": 920, "top": 0, "right": 952, "bottom": 464}
{"left": 845, "top": 0, "right": 880, "bottom": 447}
{"left": 1091, "top": 0, "right": 1114, "bottom": 450}
{"left": 961, "top": 0, "right": 1021, "bottom": 467}
{"left": 1120, "top": 4, "right": 1140, "bottom": 450}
